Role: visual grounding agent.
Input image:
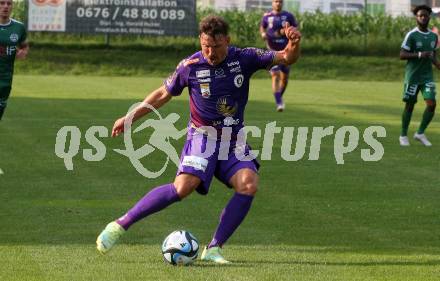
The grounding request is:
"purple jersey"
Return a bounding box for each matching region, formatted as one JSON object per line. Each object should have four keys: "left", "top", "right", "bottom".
{"left": 164, "top": 46, "right": 275, "bottom": 137}
{"left": 261, "top": 11, "right": 297, "bottom": 51}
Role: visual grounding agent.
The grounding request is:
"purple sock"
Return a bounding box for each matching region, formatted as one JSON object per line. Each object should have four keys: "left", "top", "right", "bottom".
{"left": 274, "top": 91, "right": 283, "bottom": 105}
{"left": 208, "top": 193, "right": 254, "bottom": 248}
{"left": 116, "top": 183, "right": 181, "bottom": 230}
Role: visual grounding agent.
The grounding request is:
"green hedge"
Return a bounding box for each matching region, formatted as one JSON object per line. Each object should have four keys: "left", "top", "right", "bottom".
{"left": 12, "top": 5, "right": 434, "bottom": 56}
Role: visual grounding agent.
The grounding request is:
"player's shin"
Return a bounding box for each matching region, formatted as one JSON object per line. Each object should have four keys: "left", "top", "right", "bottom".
{"left": 417, "top": 106, "right": 435, "bottom": 134}
{"left": 116, "top": 183, "right": 181, "bottom": 230}
{"left": 208, "top": 193, "right": 254, "bottom": 248}
{"left": 401, "top": 107, "right": 413, "bottom": 136}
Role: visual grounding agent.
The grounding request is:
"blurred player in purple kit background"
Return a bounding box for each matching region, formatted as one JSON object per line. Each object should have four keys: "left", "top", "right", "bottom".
{"left": 260, "top": 0, "right": 298, "bottom": 112}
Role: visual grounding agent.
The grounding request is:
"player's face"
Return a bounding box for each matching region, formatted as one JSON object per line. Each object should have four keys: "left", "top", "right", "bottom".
{"left": 416, "top": 9, "right": 430, "bottom": 29}
{"left": 200, "top": 33, "right": 230, "bottom": 66}
{"left": 272, "top": 0, "right": 283, "bottom": 12}
{"left": 0, "top": 0, "right": 12, "bottom": 20}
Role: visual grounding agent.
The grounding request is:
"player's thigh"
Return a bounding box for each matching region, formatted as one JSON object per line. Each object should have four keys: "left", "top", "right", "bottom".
{"left": 215, "top": 142, "right": 260, "bottom": 195}
{"left": 420, "top": 82, "right": 437, "bottom": 102}
{"left": 175, "top": 128, "right": 219, "bottom": 196}
{"left": 402, "top": 83, "right": 420, "bottom": 104}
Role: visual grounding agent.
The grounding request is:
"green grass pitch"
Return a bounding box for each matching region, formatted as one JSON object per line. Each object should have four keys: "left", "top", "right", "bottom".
{"left": 0, "top": 75, "right": 439, "bottom": 281}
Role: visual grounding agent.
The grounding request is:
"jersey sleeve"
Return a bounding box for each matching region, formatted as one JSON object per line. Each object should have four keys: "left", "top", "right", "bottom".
{"left": 164, "top": 59, "right": 190, "bottom": 96}
{"left": 289, "top": 13, "right": 298, "bottom": 28}
{"left": 401, "top": 32, "right": 413, "bottom": 51}
{"left": 242, "top": 47, "right": 275, "bottom": 71}
{"left": 261, "top": 14, "right": 268, "bottom": 29}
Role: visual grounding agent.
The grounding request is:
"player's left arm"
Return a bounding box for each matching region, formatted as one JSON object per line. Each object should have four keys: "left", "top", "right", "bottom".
{"left": 432, "top": 50, "right": 440, "bottom": 69}
{"left": 260, "top": 15, "right": 268, "bottom": 40}
{"left": 16, "top": 41, "right": 29, "bottom": 59}
{"left": 272, "top": 26, "right": 301, "bottom": 66}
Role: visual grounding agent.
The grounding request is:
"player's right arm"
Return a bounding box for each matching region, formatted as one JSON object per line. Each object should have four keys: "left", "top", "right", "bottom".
{"left": 111, "top": 85, "right": 172, "bottom": 137}
{"left": 272, "top": 26, "right": 301, "bottom": 66}
{"left": 400, "top": 31, "right": 433, "bottom": 60}
{"left": 260, "top": 14, "right": 268, "bottom": 40}
{"left": 400, "top": 49, "right": 433, "bottom": 60}
{"left": 112, "top": 58, "right": 190, "bottom": 137}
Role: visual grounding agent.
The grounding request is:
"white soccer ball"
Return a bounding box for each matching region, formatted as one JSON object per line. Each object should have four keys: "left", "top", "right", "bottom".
{"left": 161, "top": 230, "right": 199, "bottom": 266}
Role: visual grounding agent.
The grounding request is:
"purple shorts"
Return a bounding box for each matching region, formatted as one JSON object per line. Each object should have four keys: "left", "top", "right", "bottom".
{"left": 270, "top": 64, "right": 290, "bottom": 74}
{"left": 176, "top": 128, "right": 260, "bottom": 195}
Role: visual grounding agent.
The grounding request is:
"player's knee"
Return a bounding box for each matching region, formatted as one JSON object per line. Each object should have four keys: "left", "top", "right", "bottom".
{"left": 173, "top": 174, "right": 200, "bottom": 199}
{"left": 426, "top": 100, "right": 436, "bottom": 112}
{"left": 234, "top": 173, "right": 258, "bottom": 196}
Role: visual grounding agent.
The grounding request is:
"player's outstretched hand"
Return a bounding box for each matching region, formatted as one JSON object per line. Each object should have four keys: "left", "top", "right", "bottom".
{"left": 112, "top": 117, "right": 126, "bottom": 137}
{"left": 279, "top": 21, "right": 290, "bottom": 36}
{"left": 16, "top": 48, "right": 28, "bottom": 59}
{"left": 286, "top": 27, "right": 301, "bottom": 44}
{"left": 421, "top": 51, "right": 434, "bottom": 59}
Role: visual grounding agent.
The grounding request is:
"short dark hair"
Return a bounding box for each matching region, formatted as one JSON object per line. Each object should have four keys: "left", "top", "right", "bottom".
{"left": 199, "top": 15, "right": 229, "bottom": 37}
{"left": 413, "top": 5, "right": 432, "bottom": 16}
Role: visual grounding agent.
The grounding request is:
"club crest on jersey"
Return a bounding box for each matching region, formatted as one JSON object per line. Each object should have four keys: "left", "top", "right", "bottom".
{"left": 234, "top": 74, "right": 244, "bottom": 88}
{"left": 200, "top": 83, "right": 211, "bottom": 98}
{"left": 9, "top": 33, "right": 19, "bottom": 43}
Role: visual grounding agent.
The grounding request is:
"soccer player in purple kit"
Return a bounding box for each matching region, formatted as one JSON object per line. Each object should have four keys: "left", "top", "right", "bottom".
{"left": 96, "top": 15, "right": 301, "bottom": 264}
{"left": 260, "top": 0, "right": 297, "bottom": 112}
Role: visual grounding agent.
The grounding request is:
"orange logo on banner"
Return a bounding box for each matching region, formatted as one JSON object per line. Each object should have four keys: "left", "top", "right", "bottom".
{"left": 32, "top": 0, "right": 64, "bottom": 6}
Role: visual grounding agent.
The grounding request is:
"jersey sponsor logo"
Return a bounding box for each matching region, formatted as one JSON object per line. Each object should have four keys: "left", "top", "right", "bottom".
{"left": 0, "top": 45, "right": 16, "bottom": 56}
{"left": 223, "top": 117, "right": 240, "bottom": 126}
{"left": 9, "top": 33, "right": 19, "bottom": 43}
{"left": 212, "top": 117, "right": 241, "bottom": 127}
{"left": 32, "top": 0, "right": 64, "bottom": 6}
{"left": 234, "top": 74, "right": 244, "bottom": 88}
{"left": 216, "top": 96, "right": 237, "bottom": 117}
{"left": 230, "top": 66, "right": 241, "bottom": 73}
{"left": 196, "top": 70, "right": 210, "bottom": 78}
{"left": 255, "top": 48, "right": 272, "bottom": 57}
{"left": 416, "top": 41, "right": 422, "bottom": 47}
{"left": 431, "top": 41, "right": 436, "bottom": 48}
{"left": 182, "top": 156, "right": 208, "bottom": 172}
{"left": 200, "top": 83, "right": 211, "bottom": 98}
{"left": 214, "top": 68, "right": 225, "bottom": 77}
{"left": 227, "top": 61, "right": 239, "bottom": 67}
{"left": 197, "top": 78, "right": 211, "bottom": 83}
{"left": 268, "top": 17, "right": 274, "bottom": 29}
